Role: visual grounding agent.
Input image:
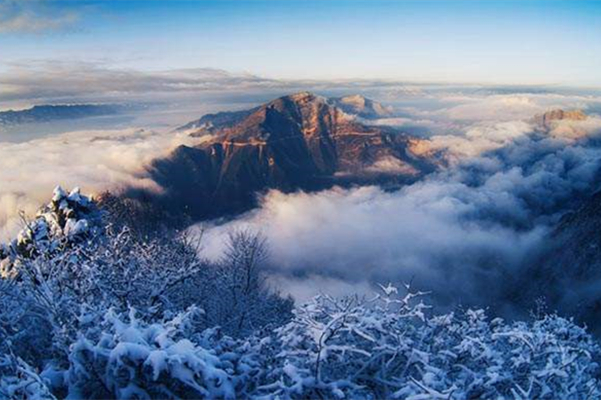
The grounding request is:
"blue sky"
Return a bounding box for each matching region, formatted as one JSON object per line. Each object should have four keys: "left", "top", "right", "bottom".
{"left": 0, "top": 0, "right": 600, "bottom": 85}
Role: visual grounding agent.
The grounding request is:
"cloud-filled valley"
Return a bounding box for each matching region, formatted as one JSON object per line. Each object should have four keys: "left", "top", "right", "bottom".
{"left": 5, "top": 3, "right": 601, "bottom": 397}
{"left": 2, "top": 81, "right": 601, "bottom": 320}
{"left": 195, "top": 110, "right": 601, "bottom": 309}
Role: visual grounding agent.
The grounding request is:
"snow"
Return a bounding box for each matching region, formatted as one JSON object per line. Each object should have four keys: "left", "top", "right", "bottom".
{"left": 64, "top": 219, "right": 89, "bottom": 237}
{"left": 2, "top": 189, "right": 601, "bottom": 399}
{"left": 51, "top": 186, "right": 67, "bottom": 203}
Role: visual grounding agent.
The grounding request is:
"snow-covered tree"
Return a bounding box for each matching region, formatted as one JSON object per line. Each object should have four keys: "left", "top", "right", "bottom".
{"left": 0, "top": 189, "right": 292, "bottom": 388}
{"left": 0, "top": 186, "right": 101, "bottom": 278}
{"left": 2, "top": 188, "right": 601, "bottom": 399}
{"left": 64, "top": 307, "right": 235, "bottom": 399}
{"left": 0, "top": 354, "right": 56, "bottom": 400}
{"left": 248, "top": 283, "right": 601, "bottom": 399}
{"left": 203, "top": 230, "right": 294, "bottom": 337}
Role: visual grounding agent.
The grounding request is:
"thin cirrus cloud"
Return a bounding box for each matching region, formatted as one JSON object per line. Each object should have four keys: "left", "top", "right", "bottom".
{"left": 0, "top": 0, "right": 80, "bottom": 34}
{"left": 3, "top": 61, "right": 601, "bottom": 114}
{"left": 0, "top": 62, "right": 281, "bottom": 106}
{"left": 2, "top": 1, "right": 600, "bottom": 85}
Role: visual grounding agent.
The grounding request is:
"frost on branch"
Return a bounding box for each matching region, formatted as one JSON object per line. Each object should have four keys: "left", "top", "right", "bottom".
{"left": 249, "top": 283, "right": 601, "bottom": 400}
{"left": 0, "top": 188, "right": 294, "bottom": 398}
{"left": 1, "top": 188, "right": 601, "bottom": 399}
{"left": 66, "top": 308, "right": 235, "bottom": 400}
{"left": 1, "top": 186, "right": 101, "bottom": 276}
{"left": 0, "top": 354, "right": 56, "bottom": 400}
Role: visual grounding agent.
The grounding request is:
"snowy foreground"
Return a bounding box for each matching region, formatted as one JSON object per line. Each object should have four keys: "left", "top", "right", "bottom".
{"left": 1, "top": 188, "right": 601, "bottom": 399}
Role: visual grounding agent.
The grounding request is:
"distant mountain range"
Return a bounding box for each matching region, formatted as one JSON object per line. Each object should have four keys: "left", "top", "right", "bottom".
{"left": 149, "top": 92, "right": 433, "bottom": 220}
{"left": 0, "top": 104, "right": 125, "bottom": 126}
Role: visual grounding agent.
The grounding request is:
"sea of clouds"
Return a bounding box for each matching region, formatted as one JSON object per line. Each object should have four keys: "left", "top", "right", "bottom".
{"left": 193, "top": 93, "right": 601, "bottom": 312}
{"left": 0, "top": 128, "right": 207, "bottom": 240}
{"left": 2, "top": 72, "right": 601, "bottom": 315}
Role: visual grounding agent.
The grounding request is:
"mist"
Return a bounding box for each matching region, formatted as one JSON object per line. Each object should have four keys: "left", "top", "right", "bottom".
{"left": 2, "top": 83, "right": 601, "bottom": 315}
{"left": 194, "top": 107, "right": 601, "bottom": 313}
{"left": 0, "top": 128, "right": 206, "bottom": 240}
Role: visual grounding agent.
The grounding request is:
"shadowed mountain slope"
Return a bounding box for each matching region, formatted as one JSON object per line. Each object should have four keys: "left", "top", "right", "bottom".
{"left": 0, "top": 104, "right": 124, "bottom": 125}
{"left": 150, "top": 92, "right": 434, "bottom": 220}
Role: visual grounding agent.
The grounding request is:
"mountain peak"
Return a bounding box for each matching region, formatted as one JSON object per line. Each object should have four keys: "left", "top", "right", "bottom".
{"left": 534, "top": 109, "right": 587, "bottom": 130}
{"left": 154, "top": 93, "right": 431, "bottom": 220}
{"left": 266, "top": 92, "right": 329, "bottom": 112}
{"left": 178, "top": 92, "right": 394, "bottom": 136}
{"left": 285, "top": 91, "right": 320, "bottom": 102}
{"left": 543, "top": 109, "right": 587, "bottom": 120}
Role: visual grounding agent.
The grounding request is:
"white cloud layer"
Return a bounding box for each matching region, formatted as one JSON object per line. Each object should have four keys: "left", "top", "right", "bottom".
{"left": 441, "top": 93, "right": 597, "bottom": 122}
{"left": 0, "top": 62, "right": 279, "bottom": 107}
{"left": 2, "top": 82, "right": 601, "bottom": 314}
{"left": 0, "top": 128, "right": 205, "bottom": 240}
{"left": 194, "top": 113, "right": 601, "bottom": 310}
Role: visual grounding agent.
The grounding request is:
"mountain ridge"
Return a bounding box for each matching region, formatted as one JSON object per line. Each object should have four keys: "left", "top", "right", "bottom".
{"left": 150, "top": 92, "right": 433, "bottom": 220}
{"left": 0, "top": 104, "right": 126, "bottom": 126}
{"left": 177, "top": 93, "right": 392, "bottom": 136}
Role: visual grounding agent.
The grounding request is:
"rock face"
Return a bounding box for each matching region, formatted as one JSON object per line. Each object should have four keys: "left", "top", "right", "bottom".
{"left": 151, "top": 92, "right": 433, "bottom": 219}
{"left": 518, "top": 189, "right": 601, "bottom": 333}
{"left": 177, "top": 94, "right": 392, "bottom": 136}
{"left": 533, "top": 109, "right": 587, "bottom": 130}
{"left": 176, "top": 107, "right": 259, "bottom": 136}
